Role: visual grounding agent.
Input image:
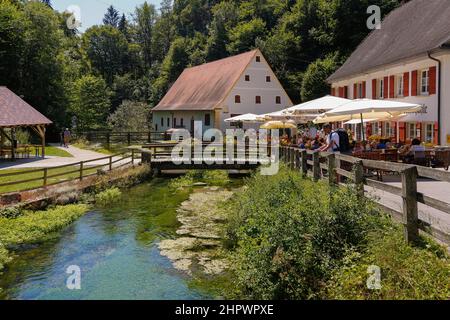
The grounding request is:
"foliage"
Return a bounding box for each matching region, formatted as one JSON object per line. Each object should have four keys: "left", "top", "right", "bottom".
{"left": 103, "top": 5, "right": 120, "bottom": 27}
{"left": 326, "top": 230, "right": 450, "bottom": 300}
{"left": 0, "top": 204, "right": 89, "bottom": 271}
{"left": 0, "top": 206, "right": 22, "bottom": 219}
{"left": 168, "top": 170, "right": 231, "bottom": 190}
{"left": 95, "top": 187, "right": 122, "bottom": 206}
{"left": 70, "top": 75, "right": 111, "bottom": 130}
{"left": 225, "top": 165, "right": 449, "bottom": 300}
{"left": 107, "top": 100, "right": 151, "bottom": 132}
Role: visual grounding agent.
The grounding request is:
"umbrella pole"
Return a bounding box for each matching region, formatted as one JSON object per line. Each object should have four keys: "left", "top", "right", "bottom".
{"left": 360, "top": 113, "right": 366, "bottom": 142}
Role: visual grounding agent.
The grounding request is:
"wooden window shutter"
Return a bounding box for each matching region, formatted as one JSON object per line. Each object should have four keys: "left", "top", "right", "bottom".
{"left": 389, "top": 75, "right": 395, "bottom": 98}
{"left": 429, "top": 66, "right": 437, "bottom": 95}
{"left": 344, "top": 86, "right": 348, "bottom": 98}
{"left": 399, "top": 122, "right": 406, "bottom": 142}
{"left": 362, "top": 81, "right": 366, "bottom": 98}
{"left": 403, "top": 72, "right": 410, "bottom": 97}
{"left": 434, "top": 122, "right": 439, "bottom": 145}
{"left": 353, "top": 83, "right": 358, "bottom": 99}
{"left": 331, "top": 87, "right": 336, "bottom": 96}
{"left": 411, "top": 70, "right": 418, "bottom": 96}
{"left": 383, "top": 77, "right": 389, "bottom": 99}
{"left": 416, "top": 122, "right": 422, "bottom": 140}
{"left": 391, "top": 121, "right": 397, "bottom": 141}
{"left": 372, "top": 79, "right": 377, "bottom": 99}
{"left": 338, "top": 87, "right": 343, "bottom": 97}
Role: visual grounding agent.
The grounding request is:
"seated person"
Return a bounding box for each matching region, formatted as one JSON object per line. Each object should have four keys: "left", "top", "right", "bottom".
{"left": 377, "top": 140, "right": 387, "bottom": 149}
{"left": 402, "top": 138, "right": 425, "bottom": 163}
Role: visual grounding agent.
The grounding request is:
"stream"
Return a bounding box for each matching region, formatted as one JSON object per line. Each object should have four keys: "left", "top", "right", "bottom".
{"left": 0, "top": 179, "right": 221, "bottom": 300}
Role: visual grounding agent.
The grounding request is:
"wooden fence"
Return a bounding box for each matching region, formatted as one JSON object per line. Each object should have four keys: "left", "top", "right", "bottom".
{"left": 280, "top": 146, "right": 450, "bottom": 246}
{"left": 0, "top": 150, "right": 142, "bottom": 195}
{"left": 75, "top": 131, "right": 165, "bottom": 146}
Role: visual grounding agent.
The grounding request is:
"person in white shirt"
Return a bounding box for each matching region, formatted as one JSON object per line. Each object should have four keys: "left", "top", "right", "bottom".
{"left": 319, "top": 124, "right": 340, "bottom": 153}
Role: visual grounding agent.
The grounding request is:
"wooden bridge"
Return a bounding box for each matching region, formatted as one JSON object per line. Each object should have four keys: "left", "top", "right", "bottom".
{"left": 140, "top": 142, "right": 273, "bottom": 171}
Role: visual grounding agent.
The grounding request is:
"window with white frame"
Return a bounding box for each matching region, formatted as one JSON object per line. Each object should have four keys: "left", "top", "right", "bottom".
{"left": 407, "top": 123, "right": 417, "bottom": 139}
{"left": 357, "top": 83, "right": 363, "bottom": 98}
{"left": 397, "top": 75, "right": 404, "bottom": 97}
{"left": 421, "top": 69, "right": 429, "bottom": 95}
{"left": 425, "top": 123, "right": 434, "bottom": 143}
{"left": 379, "top": 79, "right": 384, "bottom": 99}
{"left": 372, "top": 122, "right": 380, "bottom": 136}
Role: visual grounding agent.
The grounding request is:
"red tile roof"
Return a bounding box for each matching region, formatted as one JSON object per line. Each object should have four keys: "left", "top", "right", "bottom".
{"left": 0, "top": 87, "right": 52, "bottom": 127}
{"left": 153, "top": 50, "right": 258, "bottom": 111}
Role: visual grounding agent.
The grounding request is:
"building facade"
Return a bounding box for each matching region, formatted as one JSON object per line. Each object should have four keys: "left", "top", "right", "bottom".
{"left": 328, "top": 0, "right": 450, "bottom": 145}
{"left": 152, "top": 49, "right": 292, "bottom": 135}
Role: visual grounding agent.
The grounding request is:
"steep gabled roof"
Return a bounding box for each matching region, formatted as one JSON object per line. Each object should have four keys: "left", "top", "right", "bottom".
{"left": 328, "top": 0, "right": 450, "bottom": 82}
{"left": 152, "top": 50, "right": 258, "bottom": 111}
{"left": 0, "top": 87, "right": 52, "bottom": 127}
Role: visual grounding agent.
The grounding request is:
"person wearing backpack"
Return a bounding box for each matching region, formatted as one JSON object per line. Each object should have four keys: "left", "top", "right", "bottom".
{"left": 320, "top": 124, "right": 340, "bottom": 153}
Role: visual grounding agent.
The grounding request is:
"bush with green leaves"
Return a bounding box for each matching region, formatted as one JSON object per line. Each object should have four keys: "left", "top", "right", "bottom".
{"left": 0, "top": 206, "right": 22, "bottom": 219}
{"left": 226, "top": 165, "right": 449, "bottom": 300}
{"left": 168, "top": 170, "right": 231, "bottom": 190}
{"left": 94, "top": 187, "right": 122, "bottom": 206}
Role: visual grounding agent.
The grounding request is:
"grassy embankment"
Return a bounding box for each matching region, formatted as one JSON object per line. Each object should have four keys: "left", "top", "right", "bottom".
{"left": 221, "top": 165, "right": 450, "bottom": 300}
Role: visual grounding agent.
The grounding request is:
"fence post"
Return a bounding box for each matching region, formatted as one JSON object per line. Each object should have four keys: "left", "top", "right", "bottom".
{"left": 327, "top": 153, "right": 336, "bottom": 186}
{"left": 127, "top": 132, "right": 131, "bottom": 146}
{"left": 109, "top": 156, "right": 113, "bottom": 171}
{"left": 148, "top": 132, "right": 152, "bottom": 143}
{"left": 79, "top": 162, "right": 84, "bottom": 181}
{"left": 401, "top": 166, "right": 419, "bottom": 244}
{"left": 353, "top": 159, "right": 364, "bottom": 196}
{"left": 43, "top": 168, "right": 48, "bottom": 187}
{"left": 312, "top": 151, "right": 320, "bottom": 181}
{"left": 131, "top": 149, "right": 135, "bottom": 165}
{"left": 301, "top": 150, "right": 308, "bottom": 177}
{"left": 106, "top": 132, "right": 110, "bottom": 149}
{"left": 290, "top": 148, "right": 295, "bottom": 169}
{"left": 295, "top": 149, "right": 301, "bottom": 170}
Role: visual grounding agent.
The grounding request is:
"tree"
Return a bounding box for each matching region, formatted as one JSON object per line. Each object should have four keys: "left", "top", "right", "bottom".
{"left": 118, "top": 14, "right": 128, "bottom": 38}
{"left": 82, "top": 25, "right": 129, "bottom": 84}
{"left": 300, "top": 53, "right": 341, "bottom": 102}
{"left": 70, "top": 75, "right": 111, "bottom": 130}
{"left": 152, "top": 0, "right": 176, "bottom": 63}
{"left": 107, "top": 101, "right": 150, "bottom": 132}
{"left": 103, "top": 5, "right": 120, "bottom": 27}
{"left": 135, "top": 2, "right": 158, "bottom": 69}
{"left": 227, "top": 18, "right": 267, "bottom": 54}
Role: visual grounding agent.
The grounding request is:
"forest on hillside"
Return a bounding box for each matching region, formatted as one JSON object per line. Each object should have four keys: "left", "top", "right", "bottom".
{"left": 0, "top": 0, "right": 409, "bottom": 134}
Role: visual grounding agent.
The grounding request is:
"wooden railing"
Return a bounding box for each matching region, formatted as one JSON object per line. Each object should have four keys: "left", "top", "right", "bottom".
{"left": 280, "top": 146, "right": 450, "bottom": 246}
{"left": 0, "top": 149, "right": 142, "bottom": 195}
{"left": 75, "top": 131, "right": 165, "bottom": 146}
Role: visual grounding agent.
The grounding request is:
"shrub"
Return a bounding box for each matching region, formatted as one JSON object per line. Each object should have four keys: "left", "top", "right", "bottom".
{"left": 0, "top": 206, "right": 22, "bottom": 219}
{"left": 326, "top": 229, "right": 450, "bottom": 300}
{"left": 95, "top": 187, "right": 122, "bottom": 206}
{"left": 226, "top": 165, "right": 391, "bottom": 299}
{"left": 169, "top": 170, "right": 230, "bottom": 190}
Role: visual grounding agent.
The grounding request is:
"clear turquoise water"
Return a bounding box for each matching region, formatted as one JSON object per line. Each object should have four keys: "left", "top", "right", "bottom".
{"left": 0, "top": 180, "right": 211, "bottom": 300}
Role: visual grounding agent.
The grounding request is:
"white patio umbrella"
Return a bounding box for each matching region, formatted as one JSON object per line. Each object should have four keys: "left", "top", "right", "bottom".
{"left": 284, "top": 95, "right": 351, "bottom": 114}
{"left": 224, "top": 113, "right": 261, "bottom": 123}
{"left": 317, "top": 99, "right": 422, "bottom": 141}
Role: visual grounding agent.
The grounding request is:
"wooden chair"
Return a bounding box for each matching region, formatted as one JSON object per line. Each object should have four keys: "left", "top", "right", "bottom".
{"left": 381, "top": 149, "right": 399, "bottom": 162}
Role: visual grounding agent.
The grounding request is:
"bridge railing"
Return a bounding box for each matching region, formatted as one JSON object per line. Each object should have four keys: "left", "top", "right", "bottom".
{"left": 74, "top": 131, "right": 166, "bottom": 146}
{"left": 280, "top": 146, "right": 450, "bottom": 247}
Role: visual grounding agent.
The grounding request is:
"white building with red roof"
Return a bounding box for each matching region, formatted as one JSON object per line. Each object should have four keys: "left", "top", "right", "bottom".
{"left": 152, "top": 49, "right": 293, "bottom": 134}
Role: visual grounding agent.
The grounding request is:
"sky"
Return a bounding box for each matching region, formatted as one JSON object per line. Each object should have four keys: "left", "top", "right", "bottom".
{"left": 53, "top": 0, "right": 160, "bottom": 32}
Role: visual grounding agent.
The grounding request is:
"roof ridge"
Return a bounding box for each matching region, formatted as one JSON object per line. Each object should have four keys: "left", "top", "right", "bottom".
{"left": 185, "top": 49, "right": 258, "bottom": 70}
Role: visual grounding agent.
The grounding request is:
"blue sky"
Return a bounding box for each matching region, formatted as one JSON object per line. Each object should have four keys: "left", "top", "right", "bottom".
{"left": 53, "top": 0, "right": 160, "bottom": 32}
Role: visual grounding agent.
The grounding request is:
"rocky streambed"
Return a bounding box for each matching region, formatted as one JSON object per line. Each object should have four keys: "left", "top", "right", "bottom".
{"left": 158, "top": 186, "right": 234, "bottom": 276}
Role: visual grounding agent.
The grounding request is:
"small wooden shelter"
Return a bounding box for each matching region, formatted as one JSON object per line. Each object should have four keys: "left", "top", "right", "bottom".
{"left": 0, "top": 86, "right": 52, "bottom": 159}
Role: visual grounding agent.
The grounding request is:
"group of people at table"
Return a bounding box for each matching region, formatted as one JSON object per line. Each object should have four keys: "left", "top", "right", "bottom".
{"left": 281, "top": 124, "right": 437, "bottom": 166}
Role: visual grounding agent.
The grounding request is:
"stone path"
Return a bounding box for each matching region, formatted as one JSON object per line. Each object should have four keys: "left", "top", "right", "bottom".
{"left": 0, "top": 144, "right": 128, "bottom": 170}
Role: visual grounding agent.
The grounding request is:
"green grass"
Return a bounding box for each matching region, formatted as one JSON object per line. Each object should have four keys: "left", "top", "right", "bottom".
{"left": 0, "top": 166, "right": 101, "bottom": 194}
{"left": 44, "top": 146, "right": 73, "bottom": 157}
{"left": 72, "top": 141, "right": 128, "bottom": 155}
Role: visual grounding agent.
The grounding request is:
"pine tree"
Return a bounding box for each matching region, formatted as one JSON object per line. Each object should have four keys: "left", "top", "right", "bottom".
{"left": 103, "top": 5, "right": 120, "bottom": 28}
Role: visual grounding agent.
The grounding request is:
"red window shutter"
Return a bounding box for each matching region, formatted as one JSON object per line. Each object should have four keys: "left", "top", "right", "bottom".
{"left": 399, "top": 122, "right": 406, "bottom": 142}
{"left": 383, "top": 77, "right": 389, "bottom": 99}
{"left": 331, "top": 87, "right": 335, "bottom": 96}
{"left": 389, "top": 75, "right": 395, "bottom": 98}
{"left": 434, "top": 122, "right": 439, "bottom": 145}
{"left": 403, "top": 72, "right": 410, "bottom": 97}
{"left": 391, "top": 121, "right": 397, "bottom": 141}
{"left": 338, "top": 87, "right": 343, "bottom": 97}
{"left": 411, "top": 70, "right": 418, "bottom": 96}
{"left": 372, "top": 79, "right": 377, "bottom": 99}
{"left": 353, "top": 83, "right": 357, "bottom": 99}
{"left": 429, "top": 66, "right": 437, "bottom": 95}
{"left": 366, "top": 122, "right": 372, "bottom": 137}
{"left": 344, "top": 86, "right": 349, "bottom": 98}
{"left": 416, "top": 122, "right": 422, "bottom": 140}
{"left": 362, "top": 81, "right": 366, "bottom": 98}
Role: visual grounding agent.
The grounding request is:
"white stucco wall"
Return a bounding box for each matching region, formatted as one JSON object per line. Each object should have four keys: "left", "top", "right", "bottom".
{"left": 330, "top": 52, "right": 450, "bottom": 145}
{"left": 220, "top": 53, "right": 293, "bottom": 131}
{"left": 152, "top": 110, "right": 214, "bottom": 134}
